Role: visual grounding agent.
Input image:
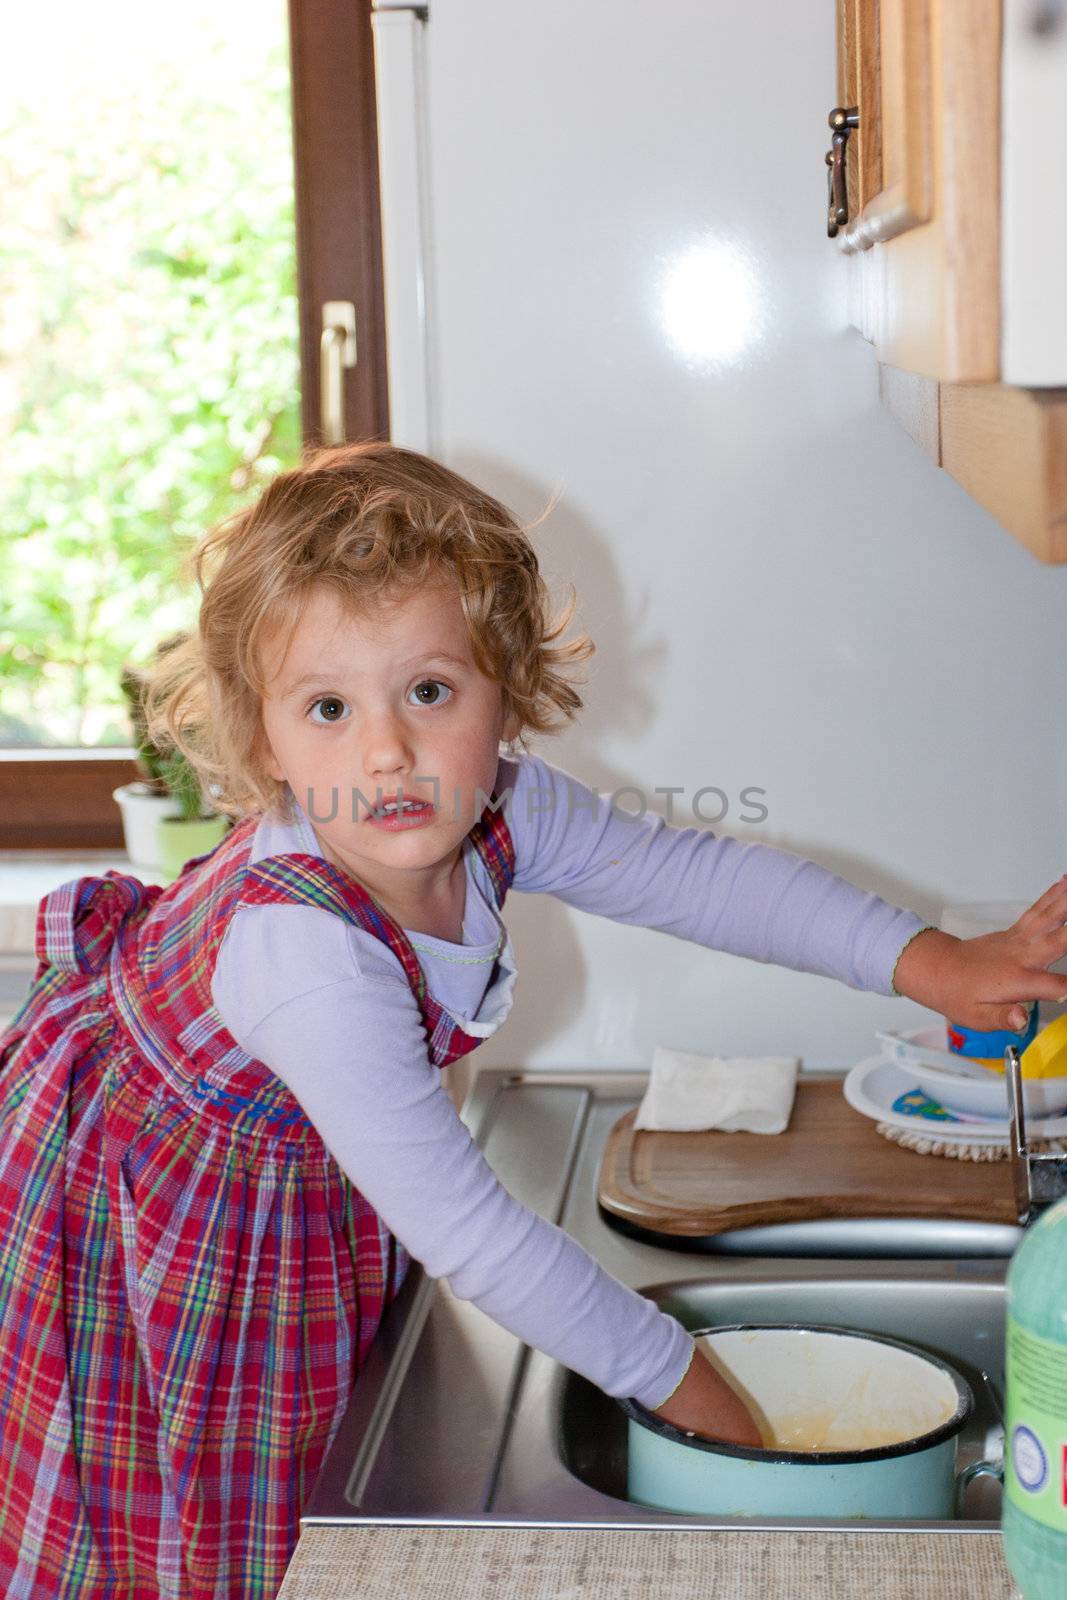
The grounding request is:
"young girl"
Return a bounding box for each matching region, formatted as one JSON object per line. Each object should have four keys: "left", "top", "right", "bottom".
{"left": 2, "top": 441, "right": 1065, "bottom": 1600}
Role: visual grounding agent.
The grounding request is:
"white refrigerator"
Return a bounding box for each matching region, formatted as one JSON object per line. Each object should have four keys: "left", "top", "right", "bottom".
{"left": 368, "top": 0, "right": 1067, "bottom": 1077}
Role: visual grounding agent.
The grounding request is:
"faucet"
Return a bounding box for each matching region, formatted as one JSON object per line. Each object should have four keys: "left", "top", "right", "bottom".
{"left": 1006, "top": 1044, "right": 1067, "bottom": 1225}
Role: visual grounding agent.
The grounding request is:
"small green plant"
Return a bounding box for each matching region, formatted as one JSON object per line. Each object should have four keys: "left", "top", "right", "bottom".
{"left": 120, "top": 635, "right": 208, "bottom": 823}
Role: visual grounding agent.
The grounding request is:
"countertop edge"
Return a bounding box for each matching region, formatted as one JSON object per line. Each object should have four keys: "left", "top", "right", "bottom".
{"left": 277, "top": 1524, "right": 1018, "bottom": 1600}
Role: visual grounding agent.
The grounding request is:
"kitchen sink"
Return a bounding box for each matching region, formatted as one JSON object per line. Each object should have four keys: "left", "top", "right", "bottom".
{"left": 302, "top": 1072, "right": 1011, "bottom": 1535}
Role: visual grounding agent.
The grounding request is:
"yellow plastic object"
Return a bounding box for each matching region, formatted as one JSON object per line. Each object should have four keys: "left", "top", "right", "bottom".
{"left": 1021, "top": 1012, "right": 1067, "bottom": 1079}
{"left": 975, "top": 1013, "right": 1067, "bottom": 1078}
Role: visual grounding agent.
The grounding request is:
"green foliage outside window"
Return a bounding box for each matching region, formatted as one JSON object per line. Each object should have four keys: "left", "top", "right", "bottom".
{"left": 0, "top": 25, "right": 301, "bottom": 747}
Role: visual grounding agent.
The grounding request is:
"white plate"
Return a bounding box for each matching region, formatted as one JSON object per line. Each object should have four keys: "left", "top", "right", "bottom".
{"left": 842, "top": 1056, "right": 1067, "bottom": 1145}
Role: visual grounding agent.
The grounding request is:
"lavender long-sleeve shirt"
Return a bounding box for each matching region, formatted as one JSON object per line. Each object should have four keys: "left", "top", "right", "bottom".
{"left": 211, "top": 750, "right": 924, "bottom": 1408}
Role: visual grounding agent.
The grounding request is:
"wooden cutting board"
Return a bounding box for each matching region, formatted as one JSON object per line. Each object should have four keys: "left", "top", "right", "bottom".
{"left": 598, "top": 1078, "right": 1017, "bottom": 1235}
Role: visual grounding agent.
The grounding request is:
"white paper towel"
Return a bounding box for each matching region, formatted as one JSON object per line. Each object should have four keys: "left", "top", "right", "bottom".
{"left": 634, "top": 1046, "right": 800, "bottom": 1134}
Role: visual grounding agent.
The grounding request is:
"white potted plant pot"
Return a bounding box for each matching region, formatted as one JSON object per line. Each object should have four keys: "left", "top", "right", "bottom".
{"left": 116, "top": 635, "right": 230, "bottom": 881}
{"left": 112, "top": 782, "right": 183, "bottom": 871}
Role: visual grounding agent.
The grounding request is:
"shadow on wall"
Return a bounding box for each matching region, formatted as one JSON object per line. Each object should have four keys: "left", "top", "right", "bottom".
{"left": 450, "top": 454, "right": 948, "bottom": 1078}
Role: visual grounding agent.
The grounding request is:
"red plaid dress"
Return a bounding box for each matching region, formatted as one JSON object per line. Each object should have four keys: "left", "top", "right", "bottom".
{"left": 0, "top": 795, "right": 515, "bottom": 1599}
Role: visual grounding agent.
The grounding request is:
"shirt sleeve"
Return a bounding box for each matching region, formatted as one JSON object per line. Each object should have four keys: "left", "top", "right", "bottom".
{"left": 211, "top": 903, "right": 693, "bottom": 1409}
{"left": 502, "top": 753, "right": 925, "bottom": 996}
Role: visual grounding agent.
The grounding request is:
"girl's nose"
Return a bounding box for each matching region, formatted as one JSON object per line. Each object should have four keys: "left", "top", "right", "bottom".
{"left": 361, "top": 712, "right": 416, "bottom": 782}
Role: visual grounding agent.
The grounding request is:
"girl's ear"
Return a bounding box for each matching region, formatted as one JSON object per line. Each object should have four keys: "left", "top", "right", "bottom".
{"left": 255, "top": 722, "right": 285, "bottom": 784}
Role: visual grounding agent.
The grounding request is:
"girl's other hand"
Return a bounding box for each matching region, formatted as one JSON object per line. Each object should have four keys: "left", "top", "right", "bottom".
{"left": 893, "top": 875, "right": 1067, "bottom": 1033}
{"left": 650, "top": 1345, "right": 763, "bottom": 1448}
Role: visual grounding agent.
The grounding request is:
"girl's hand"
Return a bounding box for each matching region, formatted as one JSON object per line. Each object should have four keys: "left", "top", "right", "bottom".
{"left": 650, "top": 1346, "right": 763, "bottom": 1448}
{"left": 893, "top": 876, "right": 1067, "bottom": 1033}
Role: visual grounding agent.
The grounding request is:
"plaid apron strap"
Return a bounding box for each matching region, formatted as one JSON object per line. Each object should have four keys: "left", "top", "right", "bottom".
{"left": 238, "top": 854, "right": 431, "bottom": 1009}
{"left": 468, "top": 789, "right": 516, "bottom": 908}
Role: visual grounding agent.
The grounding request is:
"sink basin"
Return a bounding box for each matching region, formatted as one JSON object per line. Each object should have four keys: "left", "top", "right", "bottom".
{"left": 302, "top": 1073, "right": 1009, "bottom": 1535}
{"left": 556, "top": 1274, "right": 1004, "bottom": 1522}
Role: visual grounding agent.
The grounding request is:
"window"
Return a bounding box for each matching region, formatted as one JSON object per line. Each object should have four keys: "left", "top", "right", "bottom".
{"left": 0, "top": 0, "right": 388, "bottom": 848}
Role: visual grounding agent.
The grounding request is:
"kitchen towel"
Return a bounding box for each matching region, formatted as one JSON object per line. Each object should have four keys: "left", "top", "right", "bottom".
{"left": 634, "top": 1046, "right": 800, "bottom": 1134}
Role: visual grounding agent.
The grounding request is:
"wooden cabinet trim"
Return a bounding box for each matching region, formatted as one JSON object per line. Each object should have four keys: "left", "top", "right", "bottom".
{"left": 940, "top": 384, "right": 1067, "bottom": 564}
{"left": 938, "top": 0, "right": 1001, "bottom": 379}
{"left": 878, "top": 364, "right": 941, "bottom": 462}
{"left": 876, "top": 365, "right": 1067, "bottom": 563}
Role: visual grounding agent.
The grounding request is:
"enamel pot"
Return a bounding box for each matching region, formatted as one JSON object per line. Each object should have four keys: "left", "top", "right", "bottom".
{"left": 620, "top": 1324, "right": 986, "bottom": 1520}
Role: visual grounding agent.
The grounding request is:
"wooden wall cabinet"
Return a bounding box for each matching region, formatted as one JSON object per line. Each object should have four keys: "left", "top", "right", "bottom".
{"left": 832, "top": 0, "right": 1067, "bottom": 563}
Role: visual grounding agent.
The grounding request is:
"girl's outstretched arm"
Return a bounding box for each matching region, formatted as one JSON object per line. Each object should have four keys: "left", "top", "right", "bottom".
{"left": 505, "top": 751, "right": 925, "bottom": 997}
{"left": 504, "top": 753, "right": 1067, "bottom": 1017}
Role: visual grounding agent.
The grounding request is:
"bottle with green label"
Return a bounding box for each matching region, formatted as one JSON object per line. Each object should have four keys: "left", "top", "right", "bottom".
{"left": 1003, "top": 1195, "right": 1067, "bottom": 1598}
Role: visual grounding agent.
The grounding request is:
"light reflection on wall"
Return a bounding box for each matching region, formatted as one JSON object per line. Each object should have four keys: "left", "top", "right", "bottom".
{"left": 657, "top": 238, "right": 763, "bottom": 371}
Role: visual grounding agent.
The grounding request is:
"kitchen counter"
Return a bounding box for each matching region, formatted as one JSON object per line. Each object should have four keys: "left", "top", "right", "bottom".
{"left": 277, "top": 1068, "right": 1025, "bottom": 1598}
{"left": 0, "top": 848, "right": 165, "bottom": 953}
{"left": 277, "top": 1523, "right": 1017, "bottom": 1599}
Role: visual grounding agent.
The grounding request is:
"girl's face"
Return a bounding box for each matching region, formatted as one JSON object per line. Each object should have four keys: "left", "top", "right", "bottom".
{"left": 258, "top": 581, "right": 519, "bottom": 912}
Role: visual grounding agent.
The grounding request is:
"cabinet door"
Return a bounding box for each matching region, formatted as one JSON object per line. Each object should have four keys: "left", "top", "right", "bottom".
{"left": 833, "top": 0, "right": 999, "bottom": 382}
{"left": 836, "top": 0, "right": 933, "bottom": 246}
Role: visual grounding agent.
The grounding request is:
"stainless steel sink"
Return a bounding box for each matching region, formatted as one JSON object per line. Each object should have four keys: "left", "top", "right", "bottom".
{"left": 302, "top": 1072, "right": 1011, "bottom": 1535}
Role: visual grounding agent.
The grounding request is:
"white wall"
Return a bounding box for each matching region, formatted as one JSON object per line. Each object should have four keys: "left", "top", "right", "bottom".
{"left": 421, "top": 0, "right": 1067, "bottom": 1072}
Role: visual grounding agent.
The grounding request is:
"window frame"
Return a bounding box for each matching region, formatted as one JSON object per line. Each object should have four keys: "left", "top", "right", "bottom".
{"left": 0, "top": 751, "right": 141, "bottom": 850}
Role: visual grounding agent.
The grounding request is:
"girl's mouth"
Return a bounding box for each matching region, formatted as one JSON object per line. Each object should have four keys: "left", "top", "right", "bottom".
{"left": 366, "top": 799, "right": 436, "bottom": 830}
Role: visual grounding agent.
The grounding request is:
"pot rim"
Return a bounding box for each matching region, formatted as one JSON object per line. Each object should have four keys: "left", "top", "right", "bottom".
{"left": 619, "top": 1321, "right": 974, "bottom": 1466}
{"left": 112, "top": 782, "right": 175, "bottom": 803}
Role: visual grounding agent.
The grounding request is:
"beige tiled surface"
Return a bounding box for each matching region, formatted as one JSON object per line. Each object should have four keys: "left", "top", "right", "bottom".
{"left": 0, "top": 852, "right": 170, "bottom": 1025}
{"left": 0, "top": 850, "right": 167, "bottom": 956}
{"left": 277, "top": 1527, "right": 1020, "bottom": 1600}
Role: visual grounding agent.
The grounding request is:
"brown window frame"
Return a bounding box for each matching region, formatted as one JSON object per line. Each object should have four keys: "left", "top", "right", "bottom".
{"left": 0, "top": 0, "right": 389, "bottom": 852}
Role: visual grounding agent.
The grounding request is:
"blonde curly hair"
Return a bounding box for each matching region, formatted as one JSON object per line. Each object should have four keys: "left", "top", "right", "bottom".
{"left": 142, "top": 441, "right": 595, "bottom": 821}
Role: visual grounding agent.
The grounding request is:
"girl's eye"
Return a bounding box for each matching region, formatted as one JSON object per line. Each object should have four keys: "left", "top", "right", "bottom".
{"left": 409, "top": 679, "right": 452, "bottom": 707}
{"left": 308, "top": 696, "right": 349, "bottom": 725}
